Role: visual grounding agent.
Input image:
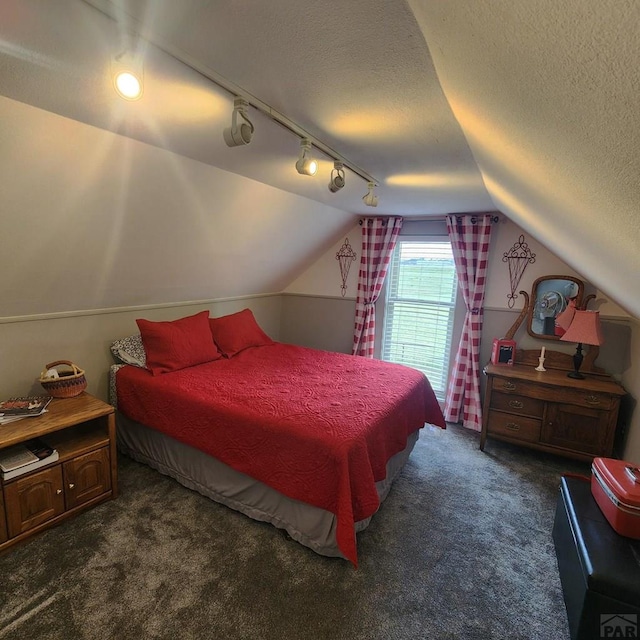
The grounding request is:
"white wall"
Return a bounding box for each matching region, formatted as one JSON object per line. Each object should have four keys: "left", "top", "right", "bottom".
{"left": 286, "top": 226, "right": 361, "bottom": 299}
{"left": 0, "top": 95, "right": 353, "bottom": 318}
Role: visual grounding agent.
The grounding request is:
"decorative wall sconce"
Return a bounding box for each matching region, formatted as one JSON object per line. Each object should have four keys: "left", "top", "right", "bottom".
{"left": 502, "top": 234, "right": 536, "bottom": 308}
{"left": 336, "top": 238, "right": 357, "bottom": 297}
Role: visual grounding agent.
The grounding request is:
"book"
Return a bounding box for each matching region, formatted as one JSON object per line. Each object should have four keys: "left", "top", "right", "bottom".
{"left": 0, "top": 444, "right": 40, "bottom": 472}
{"left": 1, "top": 449, "right": 59, "bottom": 481}
{"left": 0, "top": 438, "right": 56, "bottom": 472}
{"left": 0, "top": 396, "right": 52, "bottom": 417}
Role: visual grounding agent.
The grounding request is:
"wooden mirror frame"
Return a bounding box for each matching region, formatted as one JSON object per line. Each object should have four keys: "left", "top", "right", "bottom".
{"left": 526, "top": 275, "right": 584, "bottom": 340}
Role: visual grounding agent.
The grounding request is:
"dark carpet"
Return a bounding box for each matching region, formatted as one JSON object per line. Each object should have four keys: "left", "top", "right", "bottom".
{"left": 0, "top": 424, "right": 589, "bottom": 640}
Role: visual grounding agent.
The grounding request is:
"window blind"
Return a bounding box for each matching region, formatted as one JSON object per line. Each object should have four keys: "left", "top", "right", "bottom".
{"left": 381, "top": 241, "right": 457, "bottom": 400}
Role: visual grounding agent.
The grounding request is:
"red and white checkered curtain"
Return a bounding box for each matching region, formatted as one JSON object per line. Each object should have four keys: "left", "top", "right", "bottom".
{"left": 352, "top": 217, "right": 403, "bottom": 358}
{"left": 444, "top": 214, "right": 494, "bottom": 431}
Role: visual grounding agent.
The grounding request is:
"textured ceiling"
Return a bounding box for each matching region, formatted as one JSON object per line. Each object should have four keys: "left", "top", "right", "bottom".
{"left": 0, "top": 0, "right": 638, "bottom": 316}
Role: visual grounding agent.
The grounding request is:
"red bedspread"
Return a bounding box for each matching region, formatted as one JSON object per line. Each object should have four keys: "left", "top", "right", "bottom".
{"left": 116, "top": 343, "right": 445, "bottom": 565}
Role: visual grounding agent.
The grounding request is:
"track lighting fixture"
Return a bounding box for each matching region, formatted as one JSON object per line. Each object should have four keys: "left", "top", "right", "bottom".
{"left": 223, "top": 98, "right": 254, "bottom": 147}
{"left": 362, "top": 182, "right": 378, "bottom": 207}
{"left": 328, "top": 162, "right": 346, "bottom": 193}
{"left": 112, "top": 48, "right": 143, "bottom": 100}
{"left": 295, "top": 138, "right": 318, "bottom": 176}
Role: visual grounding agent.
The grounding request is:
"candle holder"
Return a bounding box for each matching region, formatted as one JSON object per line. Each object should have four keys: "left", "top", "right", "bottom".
{"left": 535, "top": 356, "right": 546, "bottom": 372}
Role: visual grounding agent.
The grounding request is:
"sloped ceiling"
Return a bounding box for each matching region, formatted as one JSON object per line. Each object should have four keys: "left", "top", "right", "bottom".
{"left": 0, "top": 0, "right": 638, "bottom": 316}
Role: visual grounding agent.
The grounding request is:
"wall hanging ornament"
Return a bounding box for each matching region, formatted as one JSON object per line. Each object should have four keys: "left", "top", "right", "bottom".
{"left": 336, "top": 238, "right": 357, "bottom": 297}
{"left": 502, "top": 234, "right": 536, "bottom": 308}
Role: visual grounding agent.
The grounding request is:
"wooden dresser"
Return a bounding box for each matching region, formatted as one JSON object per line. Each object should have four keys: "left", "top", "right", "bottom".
{"left": 481, "top": 354, "right": 626, "bottom": 462}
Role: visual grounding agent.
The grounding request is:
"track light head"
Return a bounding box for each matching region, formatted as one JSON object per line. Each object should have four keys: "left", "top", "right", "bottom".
{"left": 295, "top": 138, "right": 318, "bottom": 176}
{"left": 328, "top": 162, "right": 346, "bottom": 193}
{"left": 362, "top": 182, "right": 378, "bottom": 207}
{"left": 112, "top": 45, "right": 144, "bottom": 100}
{"left": 223, "top": 98, "right": 254, "bottom": 147}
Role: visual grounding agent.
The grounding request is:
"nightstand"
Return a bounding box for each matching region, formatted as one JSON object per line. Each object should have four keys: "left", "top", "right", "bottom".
{"left": 0, "top": 393, "right": 116, "bottom": 551}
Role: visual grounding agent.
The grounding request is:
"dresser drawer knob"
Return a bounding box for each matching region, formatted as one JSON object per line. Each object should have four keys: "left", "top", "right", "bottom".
{"left": 585, "top": 395, "right": 601, "bottom": 406}
{"left": 506, "top": 422, "right": 521, "bottom": 431}
{"left": 503, "top": 382, "right": 516, "bottom": 391}
{"left": 56, "top": 489, "right": 62, "bottom": 495}
{"left": 508, "top": 400, "right": 524, "bottom": 409}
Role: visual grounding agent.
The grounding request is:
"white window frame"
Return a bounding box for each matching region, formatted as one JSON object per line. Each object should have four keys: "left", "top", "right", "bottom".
{"left": 377, "top": 235, "right": 462, "bottom": 403}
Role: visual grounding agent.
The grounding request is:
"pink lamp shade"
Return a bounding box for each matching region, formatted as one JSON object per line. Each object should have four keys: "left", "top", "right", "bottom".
{"left": 559, "top": 310, "right": 604, "bottom": 346}
{"left": 555, "top": 299, "right": 577, "bottom": 335}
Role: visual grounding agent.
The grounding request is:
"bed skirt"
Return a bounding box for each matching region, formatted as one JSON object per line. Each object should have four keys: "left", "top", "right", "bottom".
{"left": 116, "top": 412, "right": 419, "bottom": 560}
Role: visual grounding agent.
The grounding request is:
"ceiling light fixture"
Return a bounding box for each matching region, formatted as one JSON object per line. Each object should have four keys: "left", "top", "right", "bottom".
{"left": 112, "top": 42, "right": 144, "bottom": 101}
{"left": 92, "top": 2, "right": 380, "bottom": 190}
{"left": 223, "top": 97, "right": 254, "bottom": 147}
{"left": 114, "top": 70, "right": 143, "bottom": 100}
{"left": 362, "top": 181, "right": 378, "bottom": 207}
{"left": 295, "top": 138, "right": 318, "bottom": 176}
{"left": 328, "top": 161, "right": 346, "bottom": 193}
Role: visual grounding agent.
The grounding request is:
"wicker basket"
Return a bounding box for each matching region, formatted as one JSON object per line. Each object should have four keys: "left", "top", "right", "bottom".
{"left": 39, "top": 360, "right": 87, "bottom": 398}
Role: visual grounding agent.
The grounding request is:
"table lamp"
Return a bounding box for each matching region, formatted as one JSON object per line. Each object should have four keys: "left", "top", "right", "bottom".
{"left": 559, "top": 310, "right": 603, "bottom": 379}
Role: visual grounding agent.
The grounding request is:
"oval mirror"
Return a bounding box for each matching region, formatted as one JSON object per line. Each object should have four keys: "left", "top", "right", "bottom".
{"left": 527, "top": 275, "right": 584, "bottom": 340}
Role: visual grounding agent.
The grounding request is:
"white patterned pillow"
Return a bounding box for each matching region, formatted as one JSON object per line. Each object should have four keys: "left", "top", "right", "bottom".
{"left": 110, "top": 334, "right": 147, "bottom": 368}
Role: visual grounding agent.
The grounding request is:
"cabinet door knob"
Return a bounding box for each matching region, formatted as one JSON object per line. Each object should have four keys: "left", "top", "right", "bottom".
{"left": 68, "top": 483, "right": 75, "bottom": 489}
{"left": 56, "top": 489, "right": 62, "bottom": 495}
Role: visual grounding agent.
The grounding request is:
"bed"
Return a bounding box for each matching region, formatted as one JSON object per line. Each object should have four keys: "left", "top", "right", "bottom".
{"left": 110, "top": 309, "right": 445, "bottom": 565}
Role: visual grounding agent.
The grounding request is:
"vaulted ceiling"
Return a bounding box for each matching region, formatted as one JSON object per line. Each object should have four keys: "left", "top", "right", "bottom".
{"left": 1, "top": 0, "right": 638, "bottom": 316}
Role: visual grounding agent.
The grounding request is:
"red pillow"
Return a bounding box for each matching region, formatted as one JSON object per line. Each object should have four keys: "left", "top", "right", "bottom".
{"left": 209, "top": 309, "right": 274, "bottom": 358}
{"left": 136, "top": 311, "right": 221, "bottom": 375}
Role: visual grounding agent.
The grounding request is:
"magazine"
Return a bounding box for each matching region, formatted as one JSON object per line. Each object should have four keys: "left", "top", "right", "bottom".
{"left": 0, "top": 395, "right": 52, "bottom": 416}
{"left": 0, "top": 396, "right": 52, "bottom": 418}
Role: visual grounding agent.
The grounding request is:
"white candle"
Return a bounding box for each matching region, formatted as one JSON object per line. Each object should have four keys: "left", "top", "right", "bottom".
{"left": 541, "top": 346, "right": 546, "bottom": 359}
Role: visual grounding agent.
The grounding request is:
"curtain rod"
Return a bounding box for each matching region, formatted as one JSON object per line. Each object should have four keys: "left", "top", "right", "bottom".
{"left": 359, "top": 214, "right": 501, "bottom": 224}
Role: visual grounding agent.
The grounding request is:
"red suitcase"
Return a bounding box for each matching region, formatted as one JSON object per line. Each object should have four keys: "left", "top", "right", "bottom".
{"left": 591, "top": 457, "right": 640, "bottom": 539}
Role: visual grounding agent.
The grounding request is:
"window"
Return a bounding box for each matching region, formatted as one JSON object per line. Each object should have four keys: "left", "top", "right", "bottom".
{"left": 381, "top": 240, "right": 457, "bottom": 401}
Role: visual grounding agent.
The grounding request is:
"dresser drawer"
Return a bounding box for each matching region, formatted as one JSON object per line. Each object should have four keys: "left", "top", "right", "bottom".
{"left": 487, "top": 411, "right": 541, "bottom": 443}
{"left": 490, "top": 391, "right": 544, "bottom": 418}
{"left": 557, "top": 388, "right": 614, "bottom": 411}
{"left": 492, "top": 378, "right": 543, "bottom": 397}
{"left": 492, "top": 377, "right": 615, "bottom": 411}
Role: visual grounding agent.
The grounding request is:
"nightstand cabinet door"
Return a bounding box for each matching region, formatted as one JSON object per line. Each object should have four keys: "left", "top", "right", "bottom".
{"left": 63, "top": 447, "right": 111, "bottom": 510}
{"left": 0, "top": 490, "right": 7, "bottom": 543}
{"left": 5, "top": 466, "right": 65, "bottom": 538}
